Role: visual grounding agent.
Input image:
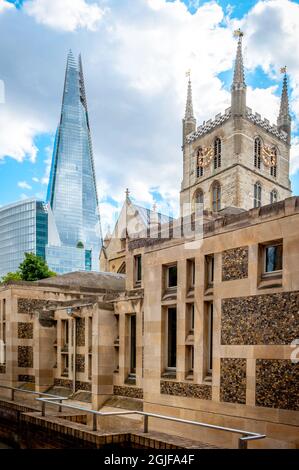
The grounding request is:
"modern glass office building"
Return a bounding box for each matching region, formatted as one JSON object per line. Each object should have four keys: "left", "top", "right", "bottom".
{"left": 0, "top": 198, "right": 92, "bottom": 279}
{"left": 0, "top": 52, "right": 101, "bottom": 279}
{"left": 47, "top": 51, "right": 102, "bottom": 271}
{"left": 0, "top": 199, "right": 48, "bottom": 279}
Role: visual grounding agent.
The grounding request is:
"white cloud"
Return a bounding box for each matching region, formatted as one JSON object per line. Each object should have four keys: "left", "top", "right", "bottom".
{"left": 247, "top": 85, "right": 280, "bottom": 123}
{"left": 32, "top": 177, "right": 39, "bottom": 183}
{"left": 0, "top": 106, "right": 46, "bottom": 163}
{"left": 18, "top": 181, "right": 32, "bottom": 190}
{"left": 24, "top": 0, "right": 105, "bottom": 32}
{"left": 0, "top": 0, "right": 13, "bottom": 14}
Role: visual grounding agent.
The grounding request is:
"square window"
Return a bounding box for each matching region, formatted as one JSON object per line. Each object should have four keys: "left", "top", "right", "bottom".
{"left": 265, "top": 244, "right": 283, "bottom": 273}
{"left": 167, "top": 265, "right": 177, "bottom": 288}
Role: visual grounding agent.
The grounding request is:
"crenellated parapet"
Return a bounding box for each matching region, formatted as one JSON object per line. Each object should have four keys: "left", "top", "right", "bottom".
{"left": 186, "top": 108, "right": 231, "bottom": 143}
{"left": 245, "top": 108, "right": 288, "bottom": 142}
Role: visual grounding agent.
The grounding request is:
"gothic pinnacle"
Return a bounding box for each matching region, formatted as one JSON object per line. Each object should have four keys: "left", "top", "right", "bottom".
{"left": 184, "top": 70, "right": 194, "bottom": 120}
{"left": 232, "top": 29, "right": 246, "bottom": 91}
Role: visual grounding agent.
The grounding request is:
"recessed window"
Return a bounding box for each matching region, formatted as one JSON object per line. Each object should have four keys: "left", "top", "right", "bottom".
{"left": 254, "top": 182, "right": 262, "bottom": 208}
{"left": 190, "top": 303, "right": 195, "bottom": 332}
{"left": 254, "top": 137, "right": 261, "bottom": 169}
{"left": 196, "top": 165, "right": 204, "bottom": 178}
{"left": 186, "top": 345, "right": 194, "bottom": 376}
{"left": 270, "top": 189, "right": 278, "bottom": 204}
{"left": 130, "top": 315, "right": 136, "bottom": 374}
{"left": 270, "top": 149, "right": 277, "bottom": 177}
{"left": 167, "top": 307, "right": 177, "bottom": 369}
{"left": 264, "top": 243, "right": 283, "bottom": 273}
{"left": 134, "top": 254, "right": 142, "bottom": 285}
{"left": 187, "top": 259, "right": 195, "bottom": 289}
{"left": 167, "top": 265, "right": 177, "bottom": 288}
{"left": 207, "top": 303, "right": 213, "bottom": 373}
{"left": 212, "top": 182, "right": 221, "bottom": 211}
{"left": 205, "top": 254, "right": 214, "bottom": 288}
{"left": 214, "top": 138, "right": 221, "bottom": 169}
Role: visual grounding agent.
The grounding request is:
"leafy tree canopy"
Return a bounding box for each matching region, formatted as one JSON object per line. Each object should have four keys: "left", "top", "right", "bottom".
{"left": 1, "top": 253, "right": 56, "bottom": 283}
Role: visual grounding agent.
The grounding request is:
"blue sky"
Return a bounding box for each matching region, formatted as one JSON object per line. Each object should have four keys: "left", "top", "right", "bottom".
{"left": 1, "top": 0, "right": 299, "bottom": 232}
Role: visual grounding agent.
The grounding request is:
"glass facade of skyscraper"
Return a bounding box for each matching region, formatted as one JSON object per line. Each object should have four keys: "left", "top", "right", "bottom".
{"left": 47, "top": 51, "right": 101, "bottom": 271}
{"left": 0, "top": 199, "right": 48, "bottom": 279}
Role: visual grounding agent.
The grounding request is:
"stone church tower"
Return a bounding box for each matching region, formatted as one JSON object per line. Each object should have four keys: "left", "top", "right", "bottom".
{"left": 180, "top": 31, "right": 292, "bottom": 214}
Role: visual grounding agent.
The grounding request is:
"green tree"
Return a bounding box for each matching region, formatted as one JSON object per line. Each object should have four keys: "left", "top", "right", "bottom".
{"left": 1, "top": 271, "right": 22, "bottom": 283}
{"left": 18, "top": 253, "right": 56, "bottom": 282}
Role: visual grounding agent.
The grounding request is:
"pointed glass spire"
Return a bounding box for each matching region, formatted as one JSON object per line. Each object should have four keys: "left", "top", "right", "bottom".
{"left": 232, "top": 30, "right": 246, "bottom": 91}
{"left": 47, "top": 52, "right": 102, "bottom": 271}
{"left": 185, "top": 74, "right": 194, "bottom": 120}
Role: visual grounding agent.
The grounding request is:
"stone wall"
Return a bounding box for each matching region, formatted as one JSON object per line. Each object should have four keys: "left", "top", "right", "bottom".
{"left": 160, "top": 381, "right": 212, "bottom": 400}
{"left": 17, "top": 322, "right": 33, "bottom": 339}
{"left": 113, "top": 385, "right": 143, "bottom": 400}
{"left": 221, "top": 291, "right": 299, "bottom": 345}
{"left": 76, "top": 354, "right": 85, "bottom": 373}
{"left": 222, "top": 246, "right": 248, "bottom": 281}
{"left": 17, "top": 346, "right": 33, "bottom": 368}
{"left": 256, "top": 360, "right": 299, "bottom": 411}
{"left": 220, "top": 359, "right": 246, "bottom": 404}
{"left": 76, "top": 318, "right": 85, "bottom": 347}
{"left": 18, "top": 298, "right": 50, "bottom": 315}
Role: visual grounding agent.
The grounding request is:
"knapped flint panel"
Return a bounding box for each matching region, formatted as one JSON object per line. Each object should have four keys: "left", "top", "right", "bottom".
{"left": 160, "top": 381, "right": 212, "bottom": 400}
{"left": 76, "top": 318, "right": 85, "bottom": 346}
{"left": 113, "top": 385, "right": 143, "bottom": 399}
{"left": 220, "top": 358, "right": 246, "bottom": 404}
{"left": 222, "top": 246, "right": 248, "bottom": 281}
{"left": 221, "top": 291, "right": 299, "bottom": 345}
{"left": 256, "top": 359, "right": 299, "bottom": 411}
{"left": 18, "top": 322, "right": 33, "bottom": 339}
{"left": 17, "top": 346, "right": 33, "bottom": 368}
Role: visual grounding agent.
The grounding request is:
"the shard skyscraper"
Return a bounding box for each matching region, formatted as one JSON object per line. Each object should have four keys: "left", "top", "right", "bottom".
{"left": 46, "top": 51, "right": 102, "bottom": 274}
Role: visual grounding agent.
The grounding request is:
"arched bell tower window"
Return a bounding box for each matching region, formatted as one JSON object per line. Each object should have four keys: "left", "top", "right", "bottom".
{"left": 196, "top": 148, "right": 204, "bottom": 177}
{"left": 211, "top": 181, "right": 221, "bottom": 212}
{"left": 270, "top": 148, "right": 277, "bottom": 178}
{"left": 254, "top": 181, "right": 262, "bottom": 208}
{"left": 214, "top": 138, "right": 221, "bottom": 169}
{"left": 254, "top": 137, "right": 261, "bottom": 169}
{"left": 270, "top": 189, "right": 278, "bottom": 204}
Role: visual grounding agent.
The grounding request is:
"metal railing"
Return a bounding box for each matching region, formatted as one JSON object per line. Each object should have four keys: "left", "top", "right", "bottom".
{"left": 0, "top": 384, "right": 266, "bottom": 449}
{"left": 0, "top": 384, "right": 66, "bottom": 412}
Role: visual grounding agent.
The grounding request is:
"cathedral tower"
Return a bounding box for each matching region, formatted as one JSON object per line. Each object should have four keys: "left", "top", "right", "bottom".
{"left": 180, "top": 31, "right": 292, "bottom": 214}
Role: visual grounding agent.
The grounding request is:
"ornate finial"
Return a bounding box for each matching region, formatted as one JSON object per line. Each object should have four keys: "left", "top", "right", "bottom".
{"left": 152, "top": 202, "right": 157, "bottom": 212}
{"left": 185, "top": 69, "right": 191, "bottom": 79}
{"left": 125, "top": 188, "right": 130, "bottom": 200}
{"left": 234, "top": 28, "right": 244, "bottom": 38}
{"left": 280, "top": 66, "right": 287, "bottom": 74}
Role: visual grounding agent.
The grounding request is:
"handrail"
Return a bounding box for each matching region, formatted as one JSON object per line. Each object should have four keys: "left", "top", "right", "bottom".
{"left": 0, "top": 384, "right": 266, "bottom": 449}
{"left": 35, "top": 396, "right": 266, "bottom": 449}
{"left": 0, "top": 384, "right": 67, "bottom": 411}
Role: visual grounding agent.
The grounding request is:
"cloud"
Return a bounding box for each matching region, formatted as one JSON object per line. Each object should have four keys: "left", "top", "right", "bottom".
{"left": 18, "top": 180, "right": 32, "bottom": 190}
{"left": 0, "top": 106, "right": 46, "bottom": 162}
{"left": 0, "top": 0, "right": 13, "bottom": 14}
{"left": 32, "top": 177, "right": 39, "bottom": 183}
{"left": 24, "top": 0, "right": 105, "bottom": 32}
